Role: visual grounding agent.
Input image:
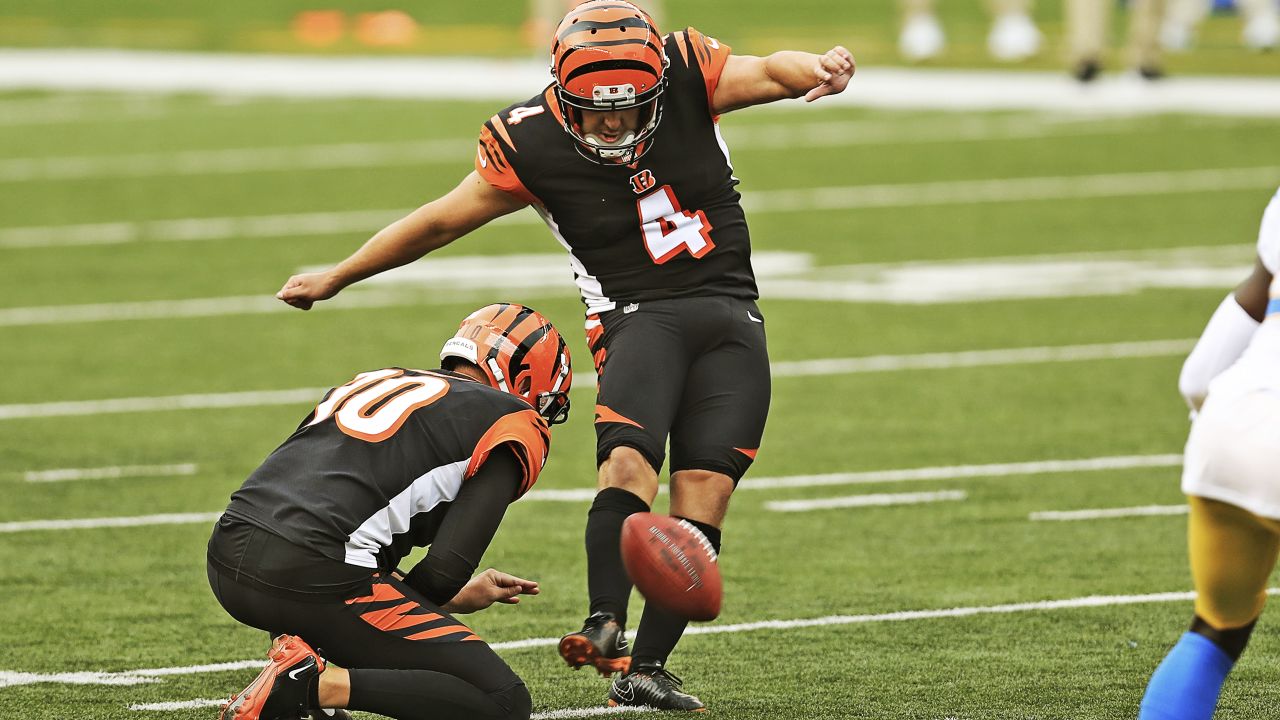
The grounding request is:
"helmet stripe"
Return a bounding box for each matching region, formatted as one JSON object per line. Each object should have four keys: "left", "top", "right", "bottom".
{"left": 556, "top": 17, "right": 654, "bottom": 44}
{"left": 563, "top": 58, "right": 660, "bottom": 85}
{"left": 555, "top": 39, "right": 663, "bottom": 76}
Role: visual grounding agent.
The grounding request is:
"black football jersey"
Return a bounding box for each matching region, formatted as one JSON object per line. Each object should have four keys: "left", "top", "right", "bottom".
{"left": 223, "top": 368, "right": 550, "bottom": 572}
{"left": 476, "top": 28, "right": 756, "bottom": 314}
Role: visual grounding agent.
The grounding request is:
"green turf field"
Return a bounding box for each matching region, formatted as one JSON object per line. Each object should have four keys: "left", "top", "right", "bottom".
{"left": 2, "top": 77, "right": 1280, "bottom": 720}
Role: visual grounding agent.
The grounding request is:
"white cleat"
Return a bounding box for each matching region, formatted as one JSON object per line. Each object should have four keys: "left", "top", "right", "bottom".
{"left": 988, "top": 12, "right": 1042, "bottom": 62}
{"left": 1242, "top": 13, "right": 1279, "bottom": 51}
{"left": 900, "top": 13, "right": 945, "bottom": 61}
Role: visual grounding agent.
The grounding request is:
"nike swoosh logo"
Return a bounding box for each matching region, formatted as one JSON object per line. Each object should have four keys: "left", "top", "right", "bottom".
{"left": 286, "top": 660, "right": 314, "bottom": 681}
{"left": 613, "top": 681, "right": 636, "bottom": 703}
{"left": 747, "top": 312, "right": 763, "bottom": 323}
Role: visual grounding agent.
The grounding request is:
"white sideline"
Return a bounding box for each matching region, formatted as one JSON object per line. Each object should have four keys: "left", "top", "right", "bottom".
{"left": 0, "top": 115, "right": 1166, "bottom": 183}
{"left": 0, "top": 512, "right": 220, "bottom": 534}
{"left": 765, "top": 490, "right": 967, "bottom": 512}
{"left": 3, "top": 166, "right": 1276, "bottom": 249}
{"left": 0, "top": 340, "right": 1194, "bottom": 420}
{"left": 3, "top": 454, "right": 1179, "bottom": 533}
{"left": 1030, "top": 504, "right": 1190, "bottom": 521}
{"left": 21, "top": 463, "right": 197, "bottom": 483}
{"left": 4, "top": 52, "right": 1280, "bottom": 117}
{"left": 10, "top": 588, "right": 1276, "bottom": 691}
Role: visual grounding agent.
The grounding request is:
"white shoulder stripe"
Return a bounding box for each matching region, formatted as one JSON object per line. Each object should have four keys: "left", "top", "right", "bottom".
{"left": 343, "top": 458, "right": 469, "bottom": 568}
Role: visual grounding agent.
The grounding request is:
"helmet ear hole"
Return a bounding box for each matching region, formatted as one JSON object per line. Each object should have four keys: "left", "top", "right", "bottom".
{"left": 517, "top": 376, "right": 532, "bottom": 395}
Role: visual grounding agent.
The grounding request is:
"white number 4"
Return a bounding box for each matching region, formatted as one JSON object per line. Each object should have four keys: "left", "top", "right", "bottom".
{"left": 506, "top": 105, "right": 545, "bottom": 125}
{"left": 636, "top": 186, "right": 715, "bottom": 264}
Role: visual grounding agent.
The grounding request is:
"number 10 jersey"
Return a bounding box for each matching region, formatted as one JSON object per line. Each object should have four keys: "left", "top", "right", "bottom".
{"left": 476, "top": 28, "right": 758, "bottom": 315}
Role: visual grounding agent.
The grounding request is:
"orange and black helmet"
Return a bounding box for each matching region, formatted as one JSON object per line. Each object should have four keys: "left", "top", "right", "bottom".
{"left": 550, "top": 1, "right": 668, "bottom": 164}
{"left": 440, "top": 304, "right": 572, "bottom": 424}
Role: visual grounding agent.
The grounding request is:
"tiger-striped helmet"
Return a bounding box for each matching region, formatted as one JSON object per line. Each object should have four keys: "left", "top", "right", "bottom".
{"left": 550, "top": 1, "right": 668, "bottom": 164}
{"left": 440, "top": 304, "right": 572, "bottom": 424}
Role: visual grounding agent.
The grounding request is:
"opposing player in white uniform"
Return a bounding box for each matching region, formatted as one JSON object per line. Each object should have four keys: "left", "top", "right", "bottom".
{"left": 1139, "top": 187, "right": 1280, "bottom": 720}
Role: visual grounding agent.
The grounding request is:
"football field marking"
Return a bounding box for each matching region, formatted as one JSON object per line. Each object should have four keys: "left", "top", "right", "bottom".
{"left": 1030, "top": 504, "right": 1190, "bottom": 521}
{"left": 12, "top": 587, "right": 1275, "bottom": 691}
{"left": 0, "top": 453, "right": 1177, "bottom": 527}
{"left": 0, "top": 512, "right": 220, "bottom": 534}
{"left": 2, "top": 165, "right": 1275, "bottom": 248}
{"left": 6, "top": 51, "right": 1280, "bottom": 117}
{"left": 0, "top": 115, "right": 1167, "bottom": 183}
{"left": 765, "top": 490, "right": 967, "bottom": 512}
{"left": 19, "top": 463, "right": 197, "bottom": 483}
{"left": 0, "top": 455, "right": 1178, "bottom": 533}
{"left": 0, "top": 340, "right": 1194, "bottom": 420}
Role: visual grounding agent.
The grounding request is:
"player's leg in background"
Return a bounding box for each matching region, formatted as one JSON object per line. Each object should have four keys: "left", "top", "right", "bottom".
{"left": 1128, "top": 0, "right": 1169, "bottom": 77}
{"left": 1138, "top": 497, "right": 1280, "bottom": 720}
{"left": 1237, "top": 0, "right": 1280, "bottom": 49}
{"left": 987, "top": 0, "right": 1043, "bottom": 61}
{"left": 1065, "top": 0, "right": 1109, "bottom": 80}
{"left": 899, "top": 0, "right": 946, "bottom": 60}
{"left": 1161, "top": 0, "right": 1209, "bottom": 50}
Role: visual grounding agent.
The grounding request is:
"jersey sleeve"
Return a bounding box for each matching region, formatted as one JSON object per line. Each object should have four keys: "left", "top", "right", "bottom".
{"left": 465, "top": 408, "right": 552, "bottom": 498}
{"left": 669, "top": 27, "right": 733, "bottom": 114}
{"left": 475, "top": 115, "right": 540, "bottom": 206}
{"left": 1257, "top": 187, "right": 1280, "bottom": 274}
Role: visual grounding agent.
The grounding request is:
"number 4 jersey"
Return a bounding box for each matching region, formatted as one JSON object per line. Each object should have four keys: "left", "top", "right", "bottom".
{"left": 223, "top": 368, "right": 551, "bottom": 572}
{"left": 477, "top": 28, "right": 757, "bottom": 314}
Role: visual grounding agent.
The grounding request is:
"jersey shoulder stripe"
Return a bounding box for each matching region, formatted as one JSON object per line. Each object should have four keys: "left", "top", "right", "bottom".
{"left": 465, "top": 407, "right": 551, "bottom": 498}
{"left": 667, "top": 28, "right": 732, "bottom": 114}
{"left": 475, "top": 93, "right": 558, "bottom": 206}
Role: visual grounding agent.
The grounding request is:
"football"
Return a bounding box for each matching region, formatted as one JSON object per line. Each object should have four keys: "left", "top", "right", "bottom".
{"left": 620, "top": 513, "right": 722, "bottom": 621}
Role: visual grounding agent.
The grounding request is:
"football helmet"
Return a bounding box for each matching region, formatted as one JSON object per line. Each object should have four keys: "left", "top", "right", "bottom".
{"left": 441, "top": 303, "right": 572, "bottom": 425}
{"left": 550, "top": 0, "right": 668, "bottom": 164}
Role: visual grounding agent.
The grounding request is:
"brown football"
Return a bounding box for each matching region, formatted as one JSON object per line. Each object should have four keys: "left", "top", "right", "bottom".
{"left": 620, "top": 513, "right": 722, "bottom": 621}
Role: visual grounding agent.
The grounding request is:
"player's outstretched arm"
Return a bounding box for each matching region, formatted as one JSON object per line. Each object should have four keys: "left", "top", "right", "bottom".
{"left": 442, "top": 568, "right": 540, "bottom": 614}
{"left": 276, "top": 170, "right": 529, "bottom": 310}
{"left": 711, "top": 46, "right": 854, "bottom": 115}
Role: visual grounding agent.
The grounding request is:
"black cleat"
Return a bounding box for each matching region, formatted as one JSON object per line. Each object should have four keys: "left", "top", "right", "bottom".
{"left": 1073, "top": 58, "right": 1101, "bottom": 82}
{"left": 558, "top": 611, "right": 631, "bottom": 676}
{"left": 608, "top": 662, "right": 705, "bottom": 712}
{"left": 220, "top": 635, "right": 324, "bottom": 720}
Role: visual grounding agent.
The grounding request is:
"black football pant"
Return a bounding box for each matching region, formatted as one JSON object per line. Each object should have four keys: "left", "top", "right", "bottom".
{"left": 208, "top": 564, "right": 529, "bottom": 720}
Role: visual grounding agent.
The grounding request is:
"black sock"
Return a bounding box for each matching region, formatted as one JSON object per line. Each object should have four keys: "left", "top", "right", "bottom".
{"left": 585, "top": 487, "right": 650, "bottom": 626}
{"left": 631, "top": 518, "right": 722, "bottom": 668}
{"left": 1190, "top": 614, "right": 1256, "bottom": 662}
{"left": 347, "top": 669, "right": 528, "bottom": 720}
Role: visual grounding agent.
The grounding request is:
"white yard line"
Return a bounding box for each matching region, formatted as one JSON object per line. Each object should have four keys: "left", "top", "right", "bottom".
{"left": 0, "top": 340, "right": 1193, "bottom": 420}
{"left": 3, "top": 166, "right": 1276, "bottom": 249}
{"left": 0, "top": 512, "right": 221, "bottom": 534}
{"left": 525, "top": 454, "right": 1184, "bottom": 503}
{"left": 4, "top": 52, "right": 1280, "bottom": 117}
{"left": 1030, "top": 504, "right": 1190, "bottom": 521}
{"left": 765, "top": 490, "right": 968, "bottom": 512}
{"left": 742, "top": 454, "right": 1183, "bottom": 491}
{"left": 0, "top": 115, "right": 1163, "bottom": 183}
{"left": 21, "top": 463, "right": 197, "bottom": 483}
{"left": 4, "top": 455, "right": 1178, "bottom": 533}
{"left": 11, "top": 587, "right": 1275, "bottom": 691}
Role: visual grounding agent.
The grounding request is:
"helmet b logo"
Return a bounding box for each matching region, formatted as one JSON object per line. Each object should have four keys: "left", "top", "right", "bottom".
{"left": 630, "top": 169, "right": 656, "bottom": 194}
